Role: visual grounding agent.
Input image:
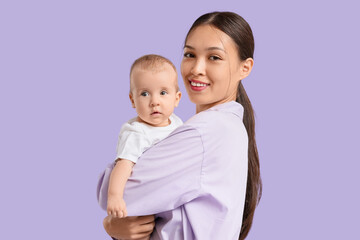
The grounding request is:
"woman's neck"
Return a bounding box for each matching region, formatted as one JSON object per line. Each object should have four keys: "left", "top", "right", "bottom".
{"left": 196, "top": 104, "right": 212, "bottom": 113}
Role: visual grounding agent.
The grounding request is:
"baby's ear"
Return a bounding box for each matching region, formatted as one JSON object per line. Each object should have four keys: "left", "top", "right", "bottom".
{"left": 129, "top": 93, "right": 136, "bottom": 108}
{"left": 175, "top": 91, "right": 182, "bottom": 107}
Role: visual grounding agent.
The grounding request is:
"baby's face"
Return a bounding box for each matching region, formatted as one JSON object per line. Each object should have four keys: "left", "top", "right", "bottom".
{"left": 129, "top": 65, "right": 181, "bottom": 127}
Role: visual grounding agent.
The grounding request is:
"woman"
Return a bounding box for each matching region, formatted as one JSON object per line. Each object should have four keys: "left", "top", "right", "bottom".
{"left": 97, "top": 11, "right": 262, "bottom": 240}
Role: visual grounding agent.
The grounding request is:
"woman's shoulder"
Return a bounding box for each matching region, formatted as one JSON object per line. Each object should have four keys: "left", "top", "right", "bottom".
{"left": 185, "top": 101, "right": 245, "bottom": 134}
{"left": 166, "top": 101, "right": 246, "bottom": 146}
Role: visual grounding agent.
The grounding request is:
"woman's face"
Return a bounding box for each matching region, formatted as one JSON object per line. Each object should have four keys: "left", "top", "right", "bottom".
{"left": 181, "top": 24, "right": 248, "bottom": 113}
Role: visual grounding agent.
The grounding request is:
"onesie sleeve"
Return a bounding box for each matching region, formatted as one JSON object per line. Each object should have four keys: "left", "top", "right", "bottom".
{"left": 116, "top": 123, "right": 151, "bottom": 163}
{"left": 97, "top": 124, "right": 204, "bottom": 215}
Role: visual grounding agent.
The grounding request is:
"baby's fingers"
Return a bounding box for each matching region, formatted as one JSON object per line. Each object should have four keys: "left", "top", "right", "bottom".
{"left": 116, "top": 210, "right": 124, "bottom": 218}
{"left": 107, "top": 208, "right": 121, "bottom": 217}
{"left": 107, "top": 206, "right": 127, "bottom": 218}
{"left": 107, "top": 209, "right": 114, "bottom": 216}
{"left": 118, "top": 209, "right": 128, "bottom": 218}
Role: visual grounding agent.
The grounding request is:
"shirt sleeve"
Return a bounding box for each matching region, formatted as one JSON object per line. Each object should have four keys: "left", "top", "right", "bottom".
{"left": 97, "top": 124, "right": 204, "bottom": 215}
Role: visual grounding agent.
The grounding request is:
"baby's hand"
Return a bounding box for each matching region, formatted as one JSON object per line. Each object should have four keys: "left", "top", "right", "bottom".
{"left": 107, "top": 196, "right": 127, "bottom": 218}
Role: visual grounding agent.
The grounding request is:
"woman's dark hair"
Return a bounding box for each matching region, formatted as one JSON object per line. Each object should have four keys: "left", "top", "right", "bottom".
{"left": 185, "top": 12, "right": 262, "bottom": 240}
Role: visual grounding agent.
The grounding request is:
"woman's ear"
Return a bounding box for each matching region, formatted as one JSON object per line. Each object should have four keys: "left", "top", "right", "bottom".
{"left": 240, "top": 58, "right": 254, "bottom": 79}
{"left": 129, "top": 93, "right": 136, "bottom": 108}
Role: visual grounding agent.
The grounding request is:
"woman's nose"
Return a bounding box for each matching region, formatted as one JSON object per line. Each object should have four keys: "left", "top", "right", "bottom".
{"left": 190, "top": 59, "right": 205, "bottom": 76}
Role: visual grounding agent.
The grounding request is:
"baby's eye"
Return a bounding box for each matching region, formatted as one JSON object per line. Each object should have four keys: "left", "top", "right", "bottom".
{"left": 183, "top": 52, "right": 195, "bottom": 58}
{"left": 160, "top": 90, "right": 168, "bottom": 95}
{"left": 141, "top": 91, "right": 149, "bottom": 96}
{"left": 209, "top": 55, "right": 221, "bottom": 61}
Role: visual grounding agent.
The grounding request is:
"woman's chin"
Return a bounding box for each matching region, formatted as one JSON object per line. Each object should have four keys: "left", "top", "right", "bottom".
{"left": 188, "top": 96, "right": 208, "bottom": 105}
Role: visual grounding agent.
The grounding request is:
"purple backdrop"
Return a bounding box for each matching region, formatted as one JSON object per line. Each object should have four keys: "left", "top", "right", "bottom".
{"left": 1, "top": 0, "right": 359, "bottom": 239}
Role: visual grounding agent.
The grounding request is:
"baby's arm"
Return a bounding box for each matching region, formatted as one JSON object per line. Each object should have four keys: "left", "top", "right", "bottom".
{"left": 107, "top": 159, "right": 134, "bottom": 218}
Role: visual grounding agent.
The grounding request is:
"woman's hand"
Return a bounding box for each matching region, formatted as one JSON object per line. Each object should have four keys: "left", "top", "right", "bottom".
{"left": 103, "top": 215, "right": 155, "bottom": 240}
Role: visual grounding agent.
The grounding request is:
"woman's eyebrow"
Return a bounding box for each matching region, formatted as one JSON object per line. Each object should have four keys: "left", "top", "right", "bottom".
{"left": 207, "top": 47, "right": 225, "bottom": 52}
{"left": 184, "top": 45, "right": 225, "bottom": 52}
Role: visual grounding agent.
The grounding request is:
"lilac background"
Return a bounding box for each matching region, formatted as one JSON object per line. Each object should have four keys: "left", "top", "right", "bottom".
{"left": 1, "top": 0, "right": 359, "bottom": 239}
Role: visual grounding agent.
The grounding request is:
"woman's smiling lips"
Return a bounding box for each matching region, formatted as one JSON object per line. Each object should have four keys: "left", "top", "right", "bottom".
{"left": 189, "top": 79, "right": 210, "bottom": 91}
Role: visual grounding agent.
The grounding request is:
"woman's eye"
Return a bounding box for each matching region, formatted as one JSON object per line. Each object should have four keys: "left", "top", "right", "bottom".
{"left": 141, "top": 92, "right": 149, "bottom": 96}
{"left": 209, "top": 55, "right": 221, "bottom": 61}
{"left": 183, "top": 52, "right": 195, "bottom": 58}
{"left": 160, "top": 91, "right": 167, "bottom": 95}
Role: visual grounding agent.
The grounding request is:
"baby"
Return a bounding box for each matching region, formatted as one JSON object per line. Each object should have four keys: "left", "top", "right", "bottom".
{"left": 107, "top": 54, "right": 182, "bottom": 218}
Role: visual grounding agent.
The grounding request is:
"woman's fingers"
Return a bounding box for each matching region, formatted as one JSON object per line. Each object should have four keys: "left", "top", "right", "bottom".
{"left": 136, "top": 215, "right": 155, "bottom": 224}
{"left": 103, "top": 215, "right": 155, "bottom": 240}
{"left": 126, "top": 216, "right": 155, "bottom": 239}
{"left": 136, "top": 221, "right": 155, "bottom": 233}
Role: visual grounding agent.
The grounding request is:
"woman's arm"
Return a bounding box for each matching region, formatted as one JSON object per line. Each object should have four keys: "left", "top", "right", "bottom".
{"left": 97, "top": 124, "right": 204, "bottom": 216}
{"left": 103, "top": 215, "right": 155, "bottom": 240}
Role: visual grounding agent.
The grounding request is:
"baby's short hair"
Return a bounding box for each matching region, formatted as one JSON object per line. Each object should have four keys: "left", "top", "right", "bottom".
{"left": 129, "top": 54, "right": 179, "bottom": 92}
{"left": 130, "top": 54, "right": 177, "bottom": 75}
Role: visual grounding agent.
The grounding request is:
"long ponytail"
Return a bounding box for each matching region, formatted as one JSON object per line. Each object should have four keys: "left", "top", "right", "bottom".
{"left": 236, "top": 82, "right": 262, "bottom": 240}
